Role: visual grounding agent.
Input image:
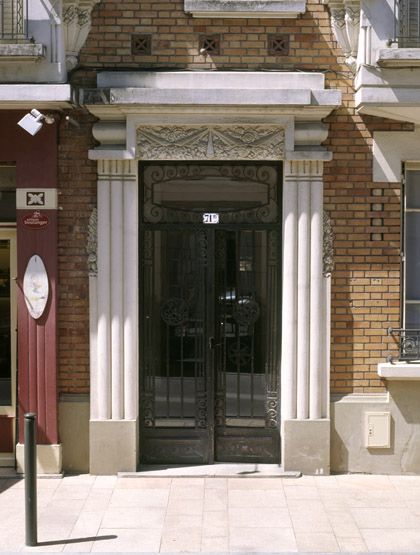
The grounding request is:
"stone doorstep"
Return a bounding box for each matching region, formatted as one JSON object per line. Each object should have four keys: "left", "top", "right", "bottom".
{"left": 119, "top": 464, "right": 302, "bottom": 478}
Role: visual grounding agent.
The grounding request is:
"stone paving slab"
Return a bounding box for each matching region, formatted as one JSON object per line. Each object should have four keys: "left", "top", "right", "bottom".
{"left": 2, "top": 472, "right": 420, "bottom": 552}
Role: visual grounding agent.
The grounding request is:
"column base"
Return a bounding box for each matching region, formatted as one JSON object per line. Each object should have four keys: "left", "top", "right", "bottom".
{"left": 90, "top": 419, "right": 138, "bottom": 475}
{"left": 16, "top": 443, "right": 62, "bottom": 474}
{"left": 282, "top": 419, "right": 330, "bottom": 475}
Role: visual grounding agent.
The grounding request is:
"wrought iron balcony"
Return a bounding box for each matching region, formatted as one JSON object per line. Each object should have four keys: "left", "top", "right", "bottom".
{"left": 387, "top": 327, "right": 420, "bottom": 362}
{"left": 0, "top": 0, "right": 28, "bottom": 41}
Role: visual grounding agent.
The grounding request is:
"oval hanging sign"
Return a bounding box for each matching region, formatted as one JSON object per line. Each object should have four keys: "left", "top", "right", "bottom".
{"left": 23, "top": 255, "right": 49, "bottom": 319}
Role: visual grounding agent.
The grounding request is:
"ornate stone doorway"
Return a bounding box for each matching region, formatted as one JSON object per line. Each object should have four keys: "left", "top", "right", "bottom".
{"left": 139, "top": 162, "right": 281, "bottom": 464}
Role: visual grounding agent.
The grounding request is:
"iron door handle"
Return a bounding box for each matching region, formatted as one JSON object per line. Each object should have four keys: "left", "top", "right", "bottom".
{"left": 209, "top": 337, "right": 221, "bottom": 350}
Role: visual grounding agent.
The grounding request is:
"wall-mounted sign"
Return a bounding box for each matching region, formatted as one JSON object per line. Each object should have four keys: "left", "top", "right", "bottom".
{"left": 23, "top": 210, "right": 49, "bottom": 229}
{"left": 23, "top": 255, "right": 49, "bottom": 320}
{"left": 203, "top": 213, "right": 219, "bottom": 224}
{"left": 16, "top": 188, "right": 57, "bottom": 210}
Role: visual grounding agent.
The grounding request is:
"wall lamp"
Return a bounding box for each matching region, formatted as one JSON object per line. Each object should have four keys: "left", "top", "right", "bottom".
{"left": 17, "top": 109, "right": 55, "bottom": 136}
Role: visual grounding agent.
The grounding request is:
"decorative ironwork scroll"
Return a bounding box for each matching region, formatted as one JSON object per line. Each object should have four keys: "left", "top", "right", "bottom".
{"left": 137, "top": 125, "right": 284, "bottom": 161}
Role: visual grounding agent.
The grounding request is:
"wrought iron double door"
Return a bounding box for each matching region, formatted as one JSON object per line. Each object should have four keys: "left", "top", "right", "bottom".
{"left": 140, "top": 226, "right": 281, "bottom": 464}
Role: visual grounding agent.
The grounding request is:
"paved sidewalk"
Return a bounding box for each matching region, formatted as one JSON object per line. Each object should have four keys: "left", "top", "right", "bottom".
{"left": 2, "top": 471, "right": 420, "bottom": 552}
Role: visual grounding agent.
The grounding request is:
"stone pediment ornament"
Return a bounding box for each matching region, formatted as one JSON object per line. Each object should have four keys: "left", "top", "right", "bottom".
{"left": 137, "top": 125, "right": 284, "bottom": 160}
{"left": 63, "top": 0, "right": 101, "bottom": 71}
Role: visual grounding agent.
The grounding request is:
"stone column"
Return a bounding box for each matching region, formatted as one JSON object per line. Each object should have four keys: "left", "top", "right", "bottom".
{"left": 90, "top": 159, "right": 139, "bottom": 475}
{"left": 281, "top": 160, "right": 330, "bottom": 475}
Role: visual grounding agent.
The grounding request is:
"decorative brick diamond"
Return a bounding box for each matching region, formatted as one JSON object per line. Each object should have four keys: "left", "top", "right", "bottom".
{"left": 268, "top": 34, "right": 289, "bottom": 55}
{"left": 199, "top": 34, "right": 220, "bottom": 55}
{"left": 131, "top": 34, "right": 152, "bottom": 55}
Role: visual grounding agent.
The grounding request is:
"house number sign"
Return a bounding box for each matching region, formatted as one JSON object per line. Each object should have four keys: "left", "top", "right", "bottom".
{"left": 203, "top": 213, "right": 219, "bottom": 224}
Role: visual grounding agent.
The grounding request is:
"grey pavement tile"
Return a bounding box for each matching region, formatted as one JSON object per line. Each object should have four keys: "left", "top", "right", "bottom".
{"left": 43, "top": 498, "right": 87, "bottom": 514}
{"left": 326, "top": 509, "right": 362, "bottom": 537}
{"left": 228, "top": 489, "right": 287, "bottom": 508}
{"left": 395, "top": 487, "right": 420, "bottom": 500}
{"left": 101, "top": 507, "right": 166, "bottom": 529}
{"left": 202, "top": 524, "right": 228, "bottom": 538}
{"left": 163, "top": 513, "right": 202, "bottom": 529}
{"left": 92, "top": 476, "right": 118, "bottom": 489}
{"left": 361, "top": 527, "right": 420, "bottom": 552}
{"left": 344, "top": 492, "right": 407, "bottom": 508}
{"left": 289, "top": 504, "right": 333, "bottom": 533}
{"left": 166, "top": 496, "right": 204, "bottom": 515}
{"left": 205, "top": 477, "right": 227, "bottom": 489}
{"left": 336, "top": 535, "right": 368, "bottom": 552}
{"left": 69, "top": 511, "right": 103, "bottom": 537}
{"left": 283, "top": 485, "right": 320, "bottom": 500}
{"left": 204, "top": 488, "right": 228, "bottom": 511}
{"left": 294, "top": 532, "right": 340, "bottom": 552}
{"left": 171, "top": 477, "right": 205, "bottom": 486}
{"left": 334, "top": 474, "right": 395, "bottom": 492}
{"left": 82, "top": 489, "right": 113, "bottom": 512}
{"left": 227, "top": 478, "right": 284, "bottom": 490}
{"left": 201, "top": 535, "right": 229, "bottom": 552}
{"left": 61, "top": 475, "right": 96, "bottom": 486}
{"left": 351, "top": 506, "right": 420, "bottom": 528}
{"left": 63, "top": 540, "right": 95, "bottom": 552}
{"left": 203, "top": 510, "right": 228, "bottom": 528}
{"left": 168, "top": 485, "right": 204, "bottom": 500}
{"left": 228, "top": 507, "right": 292, "bottom": 528}
{"left": 229, "top": 526, "right": 297, "bottom": 552}
{"left": 109, "top": 488, "right": 169, "bottom": 508}
{"left": 52, "top": 486, "right": 91, "bottom": 501}
{"left": 91, "top": 528, "right": 161, "bottom": 552}
{"left": 160, "top": 526, "right": 202, "bottom": 552}
{"left": 116, "top": 477, "right": 171, "bottom": 489}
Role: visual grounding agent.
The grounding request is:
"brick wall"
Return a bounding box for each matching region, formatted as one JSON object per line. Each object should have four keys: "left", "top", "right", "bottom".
{"left": 58, "top": 0, "right": 412, "bottom": 394}
{"left": 58, "top": 110, "right": 97, "bottom": 393}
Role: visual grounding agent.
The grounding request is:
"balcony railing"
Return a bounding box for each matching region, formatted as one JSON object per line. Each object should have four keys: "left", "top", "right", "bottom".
{"left": 387, "top": 327, "right": 420, "bottom": 362}
{"left": 0, "top": 0, "right": 28, "bottom": 41}
{"left": 392, "top": 0, "right": 420, "bottom": 47}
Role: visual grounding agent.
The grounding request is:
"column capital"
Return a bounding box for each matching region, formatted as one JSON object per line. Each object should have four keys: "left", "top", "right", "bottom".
{"left": 284, "top": 160, "right": 324, "bottom": 180}
{"left": 97, "top": 160, "right": 137, "bottom": 180}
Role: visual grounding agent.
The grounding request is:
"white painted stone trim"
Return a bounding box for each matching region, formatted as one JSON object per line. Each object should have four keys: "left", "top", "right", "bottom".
{"left": 184, "top": 0, "right": 306, "bottom": 18}
{"left": 91, "top": 160, "right": 138, "bottom": 422}
{"left": 373, "top": 127, "right": 420, "bottom": 182}
{"left": 378, "top": 362, "right": 420, "bottom": 380}
{"left": 281, "top": 160, "right": 329, "bottom": 422}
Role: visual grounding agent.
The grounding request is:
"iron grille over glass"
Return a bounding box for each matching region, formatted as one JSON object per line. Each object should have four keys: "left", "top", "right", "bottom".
{"left": 139, "top": 162, "right": 282, "bottom": 464}
{"left": 0, "top": 0, "right": 28, "bottom": 41}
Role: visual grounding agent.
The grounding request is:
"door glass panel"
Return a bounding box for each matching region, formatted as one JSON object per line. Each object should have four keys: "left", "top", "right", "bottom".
{"left": 142, "top": 229, "right": 207, "bottom": 428}
{"left": 0, "top": 167, "right": 16, "bottom": 223}
{"left": 142, "top": 163, "right": 279, "bottom": 224}
{"left": 405, "top": 213, "right": 420, "bottom": 301}
{"left": 0, "top": 240, "right": 12, "bottom": 406}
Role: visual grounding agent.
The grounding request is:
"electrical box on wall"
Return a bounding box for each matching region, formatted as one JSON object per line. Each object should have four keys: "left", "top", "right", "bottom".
{"left": 364, "top": 412, "right": 391, "bottom": 448}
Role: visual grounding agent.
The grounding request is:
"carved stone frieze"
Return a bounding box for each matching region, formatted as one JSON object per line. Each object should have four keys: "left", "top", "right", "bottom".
{"left": 63, "top": 1, "right": 101, "bottom": 71}
{"left": 324, "top": 0, "right": 360, "bottom": 72}
{"left": 137, "top": 125, "right": 285, "bottom": 161}
{"left": 323, "top": 210, "right": 334, "bottom": 277}
{"left": 87, "top": 207, "right": 98, "bottom": 276}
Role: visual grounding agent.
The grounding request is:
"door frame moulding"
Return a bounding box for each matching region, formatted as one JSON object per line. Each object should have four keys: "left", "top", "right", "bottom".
{"left": 87, "top": 106, "right": 333, "bottom": 475}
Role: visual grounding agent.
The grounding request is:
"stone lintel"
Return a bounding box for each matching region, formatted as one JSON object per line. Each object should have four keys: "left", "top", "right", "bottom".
{"left": 184, "top": 0, "right": 306, "bottom": 18}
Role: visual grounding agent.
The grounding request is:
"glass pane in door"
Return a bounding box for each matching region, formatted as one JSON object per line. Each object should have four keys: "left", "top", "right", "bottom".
{"left": 0, "top": 240, "right": 12, "bottom": 406}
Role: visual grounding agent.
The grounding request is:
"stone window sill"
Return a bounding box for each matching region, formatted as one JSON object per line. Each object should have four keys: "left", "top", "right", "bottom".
{"left": 378, "top": 362, "right": 420, "bottom": 380}
{"left": 377, "top": 48, "right": 420, "bottom": 68}
{"left": 0, "top": 43, "right": 45, "bottom": 62}
{"left": 184, "top": 0, "right": 306, "bottom": 18}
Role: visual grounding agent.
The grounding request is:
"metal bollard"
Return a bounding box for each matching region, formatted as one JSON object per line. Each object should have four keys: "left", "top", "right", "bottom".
{"left": 24, "top": 413, "right": 37, "bottom": 546}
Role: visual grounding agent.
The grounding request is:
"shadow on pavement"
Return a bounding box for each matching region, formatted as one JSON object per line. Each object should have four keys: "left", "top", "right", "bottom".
{"left": 35, "top": 534, "right": 118, "bottom": 546}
